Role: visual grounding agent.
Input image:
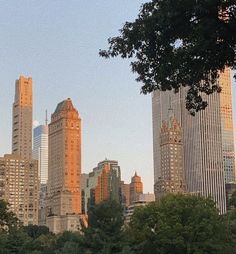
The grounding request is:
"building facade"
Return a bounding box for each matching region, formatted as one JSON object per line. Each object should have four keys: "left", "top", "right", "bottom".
{"left": 33, "top": 125, "right": 48, "bottom": 184}
{"left": 219, "top": 69, "right": 235, "bottom": 183}
{"left": 152, "top": 69, "right": 234, "bottom": 213}
{"left": 121, "top": 181, "right": 130, "bottom": 208}
{"left": 84, "top": 160, "right": 121, "bottom": 213}
{"left": 46, "top": 98, "right": 83, "bottom": 233}
{"left": 47, "top": 98, "right": 81, "bottom": 215}
{"left": 0, "top": 154, "right": 38, "bottom": 226}
{"left": 130, "top": 172, "right": 143, "bottom": 204}
{"left": 94, "top": 160, "right": 121, "bottom": 205}
{"left": 155, "top": 112, "right": 185, "bottom": 198}
{"left": 125, "top": 193, "right": 155, "bottom": 224}
{"left": 12, "top": 76, "right": 33, "bottom": 160}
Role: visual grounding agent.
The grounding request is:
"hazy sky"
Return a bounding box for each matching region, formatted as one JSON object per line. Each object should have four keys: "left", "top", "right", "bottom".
{"left": 0, "top": 1, "right": 155, "bottom": 192}
{"left": 1, "top": 1, "right": 236, "bottom": 193}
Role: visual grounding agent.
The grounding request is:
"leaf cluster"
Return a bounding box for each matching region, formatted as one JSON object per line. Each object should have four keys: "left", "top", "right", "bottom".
{"left": 100, "top": 0, "right": 236, "bottom": 114}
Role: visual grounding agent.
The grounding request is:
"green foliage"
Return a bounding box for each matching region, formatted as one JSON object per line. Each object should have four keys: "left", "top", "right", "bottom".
{"left": 23, "top": 225, "right": 50, "bottom": 239}
{"left": 230, "top": 191, "right": 236, "bottom": 208}
{"left": 100, "top": 0, "right": 236, "bottom": 115}
{"left": 83, "top": 199, "right": 125, "bottom": 253}
{"left": 126, "top": 194, "right": 233, "bottom": 254}
{"left": 1, "top": 197, "right": 236, "bottom": 253}
{"left": 53, "top": 231, "right": 84, "bottom": 254}
{"left": 0, "top": 200, "right": 19, "bottom": 232}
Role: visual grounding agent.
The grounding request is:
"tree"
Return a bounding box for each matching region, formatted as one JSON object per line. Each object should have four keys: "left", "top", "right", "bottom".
{"left": 100, "top": 0, "right": 236, "bottom": 115}
{"left": 83, "top": 199, "right": 125, "bottom": 254}
{"left": 53, "top": 231, "right": 84, "bottom": 254}
{"left": 0, "top": 200, "right": 19, "bottom": 232}
{"left": 23, "top": 225, "right": 50, "bottom": 239}
{"left": 230, "top": 191, "right": 236, "bottom": 208}
{"left": 126, "top": 194, "right": 234, "bottom": 254}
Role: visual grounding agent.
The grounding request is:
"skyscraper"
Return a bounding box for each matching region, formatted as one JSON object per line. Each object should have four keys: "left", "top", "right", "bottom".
{"left": 46, "top": 98, "right": 84, "bottom": 233}
{"left": 155, "top": 111, "right": 185, "bottom": 198}
{"left": 152, "top": 70, "right": 234, "bottom": 213}
{"left": 130, "top": 172, "right": 143, "bottom": 204}
{"left": 219, "top": 69, "right": 235, "bottom": 183}
{"left": 47, "top": 98, "right": 81, "bottom": 215}
{"left": 3, "top": 76, "right": 39, "bottom": 225}
{"left": 12, "top": 76, "right": 33, "bottom": 160}
{"left": 33, "top": 125, "right": 48, "bottom": 184}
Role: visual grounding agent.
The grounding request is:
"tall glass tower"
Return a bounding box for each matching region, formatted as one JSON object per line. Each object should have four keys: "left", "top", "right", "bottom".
{"left": 152, "top": 69, "right": 235, "bottom": 214}
{"left": 33, "top": 125, "right": 48, "bottom": 184}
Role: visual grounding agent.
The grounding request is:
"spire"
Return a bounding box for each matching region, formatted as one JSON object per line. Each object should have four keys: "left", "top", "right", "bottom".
{"left": 45, "top": 109, "right": 48, "bottom": 126}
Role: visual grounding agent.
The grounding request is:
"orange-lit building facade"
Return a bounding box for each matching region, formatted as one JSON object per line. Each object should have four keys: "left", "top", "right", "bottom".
{"left": 219, "top": 69, "right": 235, "bottom": 183}
{"left": 47, "top": 98, "right": 81, "bottom": 216}
{"left": 12, "top": 76, "right": 33, "bottom": 160}
{"left": 84, "top": 160, "right": 121, "bottom": 212}
{"left": 94, "top": 160, "right": 121, "bottom": 205}
{"left": 130, "top": 172, "right": 143, "bottom": 204}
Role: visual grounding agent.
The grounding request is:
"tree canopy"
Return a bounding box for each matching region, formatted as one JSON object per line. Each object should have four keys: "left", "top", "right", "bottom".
{"left": 0, "top": 200, "right": 19, "bottom": 232}
{"left": 100, "top": 0, "right": 236, "bottom": 115}
{"left": 1, "top": 196, "right": 236, "bottom": 253}
{"left": 83, "top": 199, "right": 125, "bottom": 253}
{"left": 126, "top": 194, "right": 234, "bottom": 254}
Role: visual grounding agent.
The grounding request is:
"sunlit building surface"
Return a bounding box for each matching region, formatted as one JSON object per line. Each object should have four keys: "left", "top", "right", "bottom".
{"left": 130, "top": 172, "right": 143, "bottom": 204}
{"left": 46, "top": 98, "right": 84, "bottom": 233}
{"left": 84, "top": 160, "right": 121, "bottom": 213}
{"left": 0, "top": 154, "right": 38, "bottom": 226}
{"left": 12, "top": 76, "right": 33, "bottom": 160}
{"left": 152, "top": 70, "right": 234, "bottom": 214}
{"left": 2, "top": 76, "right": 39, "bottom": 225}
{"left": 219, "top": 69, "right": 235, "bottom": 183}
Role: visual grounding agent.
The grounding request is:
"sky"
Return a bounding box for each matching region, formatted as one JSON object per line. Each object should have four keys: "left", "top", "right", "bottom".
{"left": 1, "top": 1, "right": 236, "bottom": 193}
{"left": 0, "top": 1, "right": 155, "bottom": 192}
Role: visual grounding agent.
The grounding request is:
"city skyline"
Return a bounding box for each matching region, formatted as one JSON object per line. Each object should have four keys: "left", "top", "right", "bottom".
{"left": 0, "top": 1, "right": 236, "bottom": 194}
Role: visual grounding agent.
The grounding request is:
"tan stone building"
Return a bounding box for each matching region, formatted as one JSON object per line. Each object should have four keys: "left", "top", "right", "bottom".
{"left": 12, "top": 76, "right": 33, "bottom": 160}
{"left": 154, "top": 112, "right": 185, "bottom": 198}
{"left": 130, "top": 172, "right": 143, "bottom": 204}
{"left": 0, "top": 154, "right": 38, "bottom": 226}
{"left": 46, "top": 98, "right": 84, "bottom": 233}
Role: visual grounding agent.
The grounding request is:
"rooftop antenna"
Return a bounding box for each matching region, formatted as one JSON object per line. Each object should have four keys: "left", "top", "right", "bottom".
{"left": 168, "top": 95, "right": 174, "bottom": 118}
{"left": 45, "top": 110, "right": 48, "bottom": 126}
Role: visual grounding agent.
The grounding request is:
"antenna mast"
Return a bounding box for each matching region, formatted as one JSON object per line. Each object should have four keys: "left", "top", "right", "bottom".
{"left": 45, "top": 110, "right": 48, "bottom": 126}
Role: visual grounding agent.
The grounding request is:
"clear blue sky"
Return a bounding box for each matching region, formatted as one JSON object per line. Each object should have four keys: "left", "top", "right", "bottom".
{"left": 0, "top": 1, "right": 236, "bottom": 193}
{"left": 0, "top": 0, "right": 155, "bottom": 192}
